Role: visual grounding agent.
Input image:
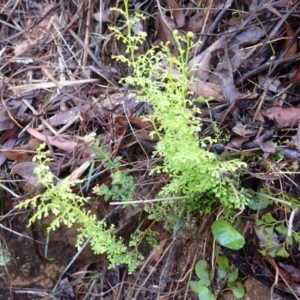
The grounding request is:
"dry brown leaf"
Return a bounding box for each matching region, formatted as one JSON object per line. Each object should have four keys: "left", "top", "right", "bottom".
{"left": 72, "top": 264, "right": 90, "bottom": 281}
{"left": 230, "top": 137, "right": 249, "bottom": 149}
{"left": 188, "top": 35, "right": 226, "bottom": 81}
{"left": 11, "top": 162, "right": 40, "bottom": 185}
{"left": 257, "top": 140, "right": 275, "bottom": 154}
{"left": 2, "top": 138, "right": 42, "bottom": 163}
{"left": 215, "top": 73, "right": 240, "bottom": 103}
{"left": 58, "top": 277, "right": 75, "bottom": 299}
{"left": 0, "top": 106, "right": 17, "bottom": 132}
{"left": 98, "top": 93, "right": 138, "bottom": 118}
{"left": 155, "top": 13, "right": 176, "bottom": 44}
{"left": 258, "top": 107, "right": 300, "bottom": 128}
{"left": 186, "top": 12, "right": 204, "bottom": 33}
{"left": 94, "top": 9, "right": 113, "bottom": 23}
{"left": 0, "top": 139, "right": 17, "bottom": 167}
{"left": 284, "top": 24, "right": 297, "bottom": 59}
{"left": 278, "top": 262, "right": 300, "bottom": 283}
{"left": 167, "top": 0, "right": 185, "bottom": 28}
{"left": 188, "top": 80, "right": 226, "bottom": 101}
{"left": 290, "top": 67, "right": 300, "bottom": 84}
{"left": 135, "top": 129, "right": 159, "bottom": 143}
{"left": 148, "top": 238, "right": 168, "bottom": 263}
{"left": 232, "top": 122, "right": 257, "bottom": 138}
{"left": 44, "top": 108, "right": 79, "bottom": 127}
{"left": 27, "top": 127, "right": 91, "bottom": 154}
{"left": 115, "top": 116, "right": 154, "bottom": 131}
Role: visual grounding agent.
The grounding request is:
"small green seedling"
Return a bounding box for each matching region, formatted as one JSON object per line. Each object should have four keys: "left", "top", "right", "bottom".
{"left": 190, "top": 257, "right": 245, "bottom": 300}
{"left": 217, "top": 255, "right": 245, "bottom": 299}
{"left": 190, "top": 260, "right": 215, "bottom": 300}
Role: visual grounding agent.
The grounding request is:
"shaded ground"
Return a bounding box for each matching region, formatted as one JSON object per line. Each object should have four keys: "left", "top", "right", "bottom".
{"left": 1, "top": 0, "right": 300, "bottom": 299}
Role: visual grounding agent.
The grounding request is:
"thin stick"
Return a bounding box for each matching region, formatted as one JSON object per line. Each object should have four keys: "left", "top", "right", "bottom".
{"left": 110, "top": 196, "right": 187, "bottom": 205}
{"left": 52, "top": 238, "right": 90, "bottom": 294}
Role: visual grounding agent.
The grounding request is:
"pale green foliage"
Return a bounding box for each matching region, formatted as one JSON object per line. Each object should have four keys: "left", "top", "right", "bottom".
{"left": 254, "top": 190, "right": 300, "bottom": 258}
{"left": 16, "top": 143, "right": 142, "bottom": 273}
{"left": 91, "top": 142, "right": 135, "bottom": 202}
{"left": 256, "top": 212, "right": 292, "bottom": 258}
{"left": 110, "top": 0, "right": 147, "bottom": 66}
{"left": 145, "top": 201, "right": 186, "bottom": 232}
{"left": 113, "top": 2, "right": 248, "bottom": 215}
{"left": 190, "top": 257, "right": 244, "bottom": 299}
{"left": 129, "top": 229, "right": 158, "bottom": 249}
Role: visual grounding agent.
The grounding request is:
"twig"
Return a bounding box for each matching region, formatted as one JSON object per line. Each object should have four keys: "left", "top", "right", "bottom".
{"left": 52, "top": 238, "right": 91, "bottom": 294}
{"left": 110, "top": 196, "right": 187, "bottom": 205}
{"left": 195, "top": 0, "right": 233, "bottom": 55}
{"left": 0, "top": 223, "right": 45, "bottom": 244}
{"left": 235, "top": 52, "right": 300, "bottom": 86}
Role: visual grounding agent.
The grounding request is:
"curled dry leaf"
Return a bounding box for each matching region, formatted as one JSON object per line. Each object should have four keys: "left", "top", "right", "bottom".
{"left": 115, "top": 116, "right": 155, "bottom": 132}
{"left": 215, "top": 72, "right": 240, "bottom": 103}
{"left": 230, "top": 136, "right": 249, "bottom": 149}
{"left": 27, "top": 127, "right": 78, "bottom": 152}
{"left": 188, "top": 35, "right": 226, "bottom": 81}
{"left": 284, "top": 24, "right": 297, "bottom": 60}
{"left": 58, "top": 277, "right": 75, "bottom": 299}
{"left": 186, "top": 12, "right": 204, "bottom": 33}
{"left": 167, "top": 0, "right": 185, "bottom": 28}
{"left": 2, "top": 138, "right": 42, "bottom": 163}
{"left": 27, "top": 127, "right": 94, "bottom": 157}
{"left": 232, "top": 122, "right": 257, "bottom": 138}
{"left": 241, "top": 130, "right": 274, "bottom": 153}
{"left": 94, "top": 9, "right": 113, "bottom": 23}
{"left": 42, "top": 107, "right": 79, "bottom": 127}
{"left": 72, "top": 264, "right": 91, "bottom": 281}
{"left": 290, "top": 66, "right": 300, "bottom": 84}
{"left": 0, "top": 106, "right": 16, "bottom": 132}
{"left": 189, "top": 80, "right": 226, "bottom": 101}
{"left": 258, "top": 107, "right": 300, "bottom": 129}
{"left": 98, "top": 93, "right": 138, "bottom": 118}
{"left": 155, "top": 12, "right": 176, "bottom": 54}
{"left": 11, "top": 162, "right": 40, "bottom": 185}
{"left": 278, "top": 262, "right": 300, "bottom": 283}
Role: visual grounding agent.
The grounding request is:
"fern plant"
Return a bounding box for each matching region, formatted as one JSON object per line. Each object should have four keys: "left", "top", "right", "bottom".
{"left": 112, "top": 0, "right": 248, "bottom": 216}
{"left": 91, "top": 141, "right": 135, "bottom": 202}
{"left": 16, "top": 143, "right": 142, "bottom": 273}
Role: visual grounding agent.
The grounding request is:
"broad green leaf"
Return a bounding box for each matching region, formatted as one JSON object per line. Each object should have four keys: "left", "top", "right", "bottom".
{"left": 198, "top": 286, "right": 215, "bottom": 300}
{"left": 228, "top": 266, "right": 238, "bottom": 283}
{"left": 276, "top": 247, "right": 290, "bottom": 258}
{"left": 228, "top": 281, "right": 245, "bottom": 299}
{"left": 212, "top": 220, "right": 245, "bottom": 250}
{"left": 294, "top": 233, "right": 300, "bottom": 244}
{"left": 287, "top": 235, "right": 293, "bottom": 245}
{"left": 217, "top": 255, "right": 229, "bottom": 270}
{"left": 263, "top": 213, "right": 276, "bottom": 224}
{"left": 190, "top": 280, "right": 200, "bottom": 293}
{"left": 217, "top": 268, "right": 227, "bottom": 280}
{"left": 195, "top": 260, "right": 210, "bottom": 280}
{"left": 265, "top": 226, "right": 275, "bottom": 235}
{"left": 275, "top": 223, "right": 287, "bottom": 235}
{"left": 247, "top": 194, "right": 270, "bottom": 210}
{"left": 255, "top": 220, "right": 265, "bottom": 226}
{"left": 198, "top": 277, "right": 211, "bottom": 287}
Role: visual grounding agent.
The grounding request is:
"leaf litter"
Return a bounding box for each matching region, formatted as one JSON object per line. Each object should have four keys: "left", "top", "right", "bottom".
{"left": 1, "top": 0, "right": 300, "bottom": 299}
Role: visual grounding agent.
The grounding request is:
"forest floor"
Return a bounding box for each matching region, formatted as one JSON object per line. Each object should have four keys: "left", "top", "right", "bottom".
{"left": 1, "top": 0, "right": 300, "bottom": 299}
